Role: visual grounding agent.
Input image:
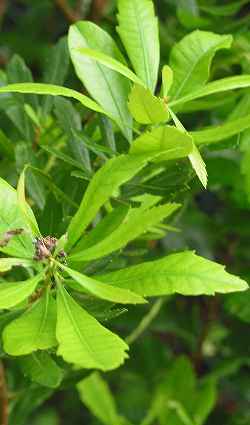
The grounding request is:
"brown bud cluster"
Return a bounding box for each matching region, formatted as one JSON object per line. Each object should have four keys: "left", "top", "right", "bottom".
{"left": 34, "top": 236, "right": 67, "bottom": 261}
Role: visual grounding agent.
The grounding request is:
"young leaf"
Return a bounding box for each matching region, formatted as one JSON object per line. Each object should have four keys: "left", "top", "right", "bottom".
{"left": 66, "top": 153, "right": 157, "bottom": 249}
{"left": 20, "top": 352, "right": 64, "bottom": 389}
{"left": 60, "top": 264, "right": 146, "bottom": 304}
{"left": 0, "top": 177, "right": 35, "bottom": 258}
{"left": 129, "top": 125, "right": 193, "bottom": 161}
{"left": 75, "top": 47, "right": 144, "bottom": 86}
{"left": 189, "top": 144, "right": 207, "bottom": 188}
{"left": 3, "top": 290, "right": 57, "bottom": 356}
{"left": 168, "top": 31, "right": 232, "bottom": 100}
{"left": 0, "top": 272, "right": 44, "bottom": 309}
{"left": 68, "top": 21, "right": 132, "bottom": 141}
{"left": 77, "top": 372, "right": 125, "bottom": 425}
{"left": 17, "top": 170, "right": 41, "bottom": 237}
{"left": 70, "top": 203, "right": 180, "bottom": 262}
{"left": 0, "top": 83, "right": 105, "bottom": 114}
{"left": 98, "top": 251, "right": 248, "bottom": 296}
{"left": 128, "top": 84, "right": 169, "bottom": 124}
{"left": 170, "top": 75, "right": 250, "bottom": 107}
{"left": 56, "top": 283, "right": 129, "bottom": 371}
{"left": 117, "top": 0, "right": 160, "bottom": 92}
{"left": 162, "top": 65, "right": 173, "bottom": 97}
{"left": 0, "top": 257, "right": 34, "bottom": 272}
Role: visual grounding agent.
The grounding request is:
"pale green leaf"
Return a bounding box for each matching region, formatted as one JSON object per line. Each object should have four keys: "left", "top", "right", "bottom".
{"left": 77, "top": 372, "right": 125, "bottom": 425}
{"left": 59, "top": 263, "right": 146, "bottom": 304}
{"left": 189, "top": 144, "right": 207, "bottom": 188}
{"left": 162, "top": 65, "right": 173, "bottom": 97}
{"left": 0, "top": 272, "right": 44, "bottom": 309}
{"left": 130, "top": 125, "right": 193, "bottom": 161}
{"left": 3, "top": 290, "right": 57, "bottom": 355}
{"left": 192, "top": 114, "right": 250, "bottom": 146}
{"left": 0, "top": 82, "right": 104, "bottom": 114}
{"left": 128, "top": 84, "right": 169, "bottom": 124}
{"left": 68, "top": 21, "right": 132, "bottom": 140}
{"left": 56, "top": 283, "right": 129, "bottom": 371}
{"left": 170, "top": 75, "right": 250, "bottom": 107}
{"left": 169, "top": 31, "right": 232, "bottom": 100}
{"left": 0, "top": 257, "right": 34, "bottom": 272}
{"left": 117, "top": 0, "right": 159, "bottom": 92}
{"left": 98, "top": 251, "right": 248, "bottom": 296}
{"left": 20, "top": 352, "right": 63, "bottom": 388}
{"left": 75, "top": 47, "right": 144, "bottom": 86}
{"left": 70, "top": 203, "right": 180, "bottom": 262}
{"left": 17, "top": 170, "right": 41, "bottom": 237}
{"left": 0, "top": 177, "right": 34, "bottom": 258}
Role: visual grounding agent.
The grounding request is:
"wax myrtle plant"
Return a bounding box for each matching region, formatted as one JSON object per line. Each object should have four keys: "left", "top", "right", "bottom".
{"left": 0, "top": 0, "right": 250, "bottom": 421}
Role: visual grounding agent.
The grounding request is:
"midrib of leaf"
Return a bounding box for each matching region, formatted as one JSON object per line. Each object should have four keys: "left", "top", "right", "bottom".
{"left": 132, "top": 1, "right": 151, "bottom": 90}
{"left": 96, "top": 61, "right": 127, "bottom": 132}
{"left": 32, "top": 291, "right": 50, "bottom": 348}
{"left": 58, "top": 285, "right": 105, "bottom": 369}
{"left": 173, "top": 40, "right": 223, "bottom": 100}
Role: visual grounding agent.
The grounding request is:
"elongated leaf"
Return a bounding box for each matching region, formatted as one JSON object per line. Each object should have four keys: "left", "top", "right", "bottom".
{"left": 70, "top": 203, "right": 180, "bottom": 262}
{"left": 68, "top": 21, "right": 132, "bottom": 140}
{"left": 128, "top": 84, "right": 169, "bottom": 124}
{"left": 76, "top": 47, "right": 144, "bottom": 86}
{"left": 67, "top": 153, "right": 155, "bottom": 249}
{"left": 20, "top": 352, "right": 63, "bottom": 388}
{"left": 3, "top": 290, "right": 57, "bottom": 355}
{"left": 0, "top": 83, "right": 105, "bottom": 114}
{"left": 0, "top": 272, "right": 44, "bottom": 309}
{"left": 189, "top": 144, "right": 207, "bottom": 188}
{"left": 74, "top": 205, "right": 129, "bottom": 253}
{"left": 192, "top": 114, "right": 250, "bottom": 146}
{"left": 170, "top": 75, "right": 250, "bottom": 107}
{"left": 169, "top": 31, "right": 232, "bottom": 100}
{"left": 200, "top": 0, "right": 249, "bottom": 17}
{"left": 60, "top": 263, "right": 146, "bottom": 304}
{"left": 162, "top": 65, "right": 173, "bottom": 97}
{"left": 78, "top": 372, "right": 124, "bottom": 425}
{"left": 117, "top": 0, "right": 160, "bottom": 92}
{"left": 98, "top": 251, "right": 248, "bottom": 296}
{"left": 0, "top": 177, "right": 34, "bottom": 258}
{"left": 0, "top": 257, "right": 34, "bottom": 272}
{"left": 130, "top": 125, "right": 193, "bottom": 161}
{"left": 56, "top": 284, "right": 129, "bottom": 371}
{"left": 17, "top": 170, "right": 41, "bottom": 237}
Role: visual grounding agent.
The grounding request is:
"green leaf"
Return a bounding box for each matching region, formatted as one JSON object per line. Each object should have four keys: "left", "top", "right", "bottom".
{"left": 0, "top": 257, "right": 34, "bottom": 272}
{"left": 56, "top": 283, "right": 129, "bottom": 371}
{"left": 129, "top": 126, "right": 193, "bottom": 161}
{"left": 20, "top": 352, "right": 63, "bottom": 388}
{"left": 68, "top": 21, "right": 132, "bottom": 141}
{"left": 189, "top": 144, "right": 207, "bottom": 188}
{"left": 66, "top": 153, "right": 158, "bottom": 250}
{"left": 0, "top": 272, "right": 44, "bottom": 310}
{"left": 77, "top": 372, "right": 125, "bottom": 425}
{"left": 168, "top": 31, "right": 232, "bottom": 100}
{"left": 73, "top": 205, "right": 129, "bottom": 252}
{"left": 162, "top": 65, "right": 173, "bottom": 97}
{"left": 70, "top": 203, "right": 180, "bottom": 262}
{"left": 98, "top": 251, "right": 248, "bottom": 296}
{"left": 3, "top": 290, "right": 57, "bottom": 355}
{"left": 200, "top": 0, "right": 249, "bottom": 17}
{"left": 117, "top": 0, "right": 160, "bottom": 92}
{"left": 75, "top": 47, "right": 144, "bottom": 86}
{"left": 59, "top": 263, "right": 146, "bottom": 304}
{"left": 128, "top": 84, "right": 169, "bottom": 124}
{"left": 42, "top": 37, "right": 69, "bottom": 116}
{"left": 192, "top": 114, "right": 250, "bottom": 146}
{"left": 0, "top": 177, "right": 34, "bottom": 258}
{"left": 170, "top": 75, "right": 250, "bottom": 107}
{"left": 0, "top": 83, "right": 105, "bottom": 114}
{"left": 17, "top": 170, "right": 41, "bottom": 237}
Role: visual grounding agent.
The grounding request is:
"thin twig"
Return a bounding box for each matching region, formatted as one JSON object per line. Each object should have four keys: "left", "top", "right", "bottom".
{"left": 126, "top": 298, "right": 167, "bottom": 345}
{"left": 0, "top": 362, "right": 8, "bottom": 425}
{"left": 55, "top": 0, "right": 81, "bottom": 23}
